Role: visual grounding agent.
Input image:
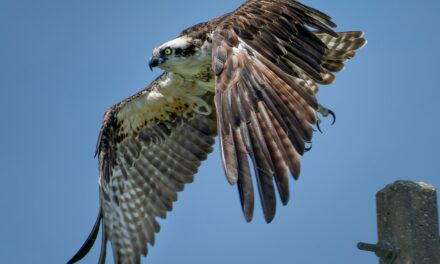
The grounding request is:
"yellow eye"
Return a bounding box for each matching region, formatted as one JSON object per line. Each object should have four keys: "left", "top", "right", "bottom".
{"left": 164, "top": 48, "right": 172, "bottom": 55}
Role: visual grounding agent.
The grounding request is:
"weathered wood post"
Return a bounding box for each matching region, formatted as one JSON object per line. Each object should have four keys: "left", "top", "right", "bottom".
{"left": 358, "top": 180, "right": 440, "bottom": 263}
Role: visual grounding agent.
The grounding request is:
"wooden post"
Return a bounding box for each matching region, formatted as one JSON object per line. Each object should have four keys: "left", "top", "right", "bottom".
{"left": 358, "top": 180, "right": 440, "bottom": 263}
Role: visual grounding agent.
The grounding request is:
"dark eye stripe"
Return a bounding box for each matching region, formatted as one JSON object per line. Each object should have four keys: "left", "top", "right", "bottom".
{"left": 161, "top": 44, "right": 196, "bottom": 57}
{"left": 176, "top": 45, "right": 196, "bottom": 57}
{"left": 183, "top": 44, "right": 196, "bottom": 56}
{"left": 174, "top": 48, "right": 183, "bottom": 55}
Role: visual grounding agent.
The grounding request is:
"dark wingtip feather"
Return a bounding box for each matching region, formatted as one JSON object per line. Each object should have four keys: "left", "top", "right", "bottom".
{"left": 264, "top": 206, "right": 276, "bottom": 223}
{"left": 67, "top": 211, "right": 102, "bottom": 264}
{"left": 98, "top": 225, "right": 107, "bottom": 264}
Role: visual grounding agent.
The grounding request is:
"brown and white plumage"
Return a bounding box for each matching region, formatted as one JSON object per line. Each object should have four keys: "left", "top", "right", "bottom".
{"left": 68, "top": 73, "right": 217, "bottom": 264}
{"left": 69, "top": 1, "right": 366, "bottom": 263}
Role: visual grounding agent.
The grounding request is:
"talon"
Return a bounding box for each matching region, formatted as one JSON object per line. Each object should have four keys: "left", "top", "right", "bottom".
{"left": 316, "top": 120, "right": 323, "bottom": 133}
{"left": 305, "top": 143, "right": 312, "bottom": 152}
{"left": 328, "top": 109, "right": 336, "bottom": 125}
{"left": 317, "top": 104, "right": 336, "bottom": 129}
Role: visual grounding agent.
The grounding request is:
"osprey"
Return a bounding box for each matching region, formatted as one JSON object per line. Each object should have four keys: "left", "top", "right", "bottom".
{"left": 69, "top": 1, "right": 366, "bottom": 263}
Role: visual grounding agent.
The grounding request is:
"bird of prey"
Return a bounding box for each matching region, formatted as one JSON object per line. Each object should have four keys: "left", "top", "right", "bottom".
{"left": 68, "top": 0, "right": 366, "bottom": 263}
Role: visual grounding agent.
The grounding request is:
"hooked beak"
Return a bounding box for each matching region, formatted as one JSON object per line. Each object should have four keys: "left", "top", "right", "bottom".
{"left": 148, "top": 57, "right": 159, "bottom": 71}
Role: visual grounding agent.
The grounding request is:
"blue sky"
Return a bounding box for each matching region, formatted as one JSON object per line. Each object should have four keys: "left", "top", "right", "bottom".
{"left": 1, "top": 0, "right": 439, "bottom": 263}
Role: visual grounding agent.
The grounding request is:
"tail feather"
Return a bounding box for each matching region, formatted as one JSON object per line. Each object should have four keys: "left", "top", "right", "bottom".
{"left": 317, "top": 31, "right": 367, "bottom": 73}
{"left": 303, "top": 31, "right": 366, "bottom": 94}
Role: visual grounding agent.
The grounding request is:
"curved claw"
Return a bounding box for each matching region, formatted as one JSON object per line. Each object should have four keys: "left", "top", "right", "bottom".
{"left": 305, "top": 143, "right": 313, "bottom": 152}
{"left": 316, "top": 121, "right": 323, "bottom": 133}
{"left": 328, "top": 109, "right": 336, "bottom": 125}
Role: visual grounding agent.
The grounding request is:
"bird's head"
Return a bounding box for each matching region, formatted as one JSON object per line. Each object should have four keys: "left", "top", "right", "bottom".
{"left": 148, "top": 36, "right": 211, "bottom": 75}
{"left": 149, "top": 36, "right": 196, "bottom": 71}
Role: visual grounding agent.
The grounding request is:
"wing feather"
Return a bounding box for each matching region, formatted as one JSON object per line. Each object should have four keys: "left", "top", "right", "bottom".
{"left": 231, "top": 126, "right": 254, "bottom": 221}
{"left": 212, "top": 0, "right": 365, "bottom": 221}
{"left": 69, "top": 73, "right": 216, "bottom": 263}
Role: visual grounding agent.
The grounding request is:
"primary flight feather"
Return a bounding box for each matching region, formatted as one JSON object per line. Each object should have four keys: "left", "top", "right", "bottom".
{"left": 68, "top": 1, "right": 366, "bottom": 263}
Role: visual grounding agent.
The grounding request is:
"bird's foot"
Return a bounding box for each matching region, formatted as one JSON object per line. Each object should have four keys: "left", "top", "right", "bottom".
{"left": 316, "top": 104, "right": 336, "bottom": 133}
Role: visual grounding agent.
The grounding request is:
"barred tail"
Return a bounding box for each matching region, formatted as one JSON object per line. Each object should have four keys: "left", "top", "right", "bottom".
{"left": 317, "top": 31, "right": 367, "bottom": 73}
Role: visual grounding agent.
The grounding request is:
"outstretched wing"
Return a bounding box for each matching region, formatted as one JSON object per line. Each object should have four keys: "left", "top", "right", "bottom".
{"left": 211, "top": 0, "right": 365, "bottom": 222}
{"left": 69, "top": 73, "right": 217, "bottom": 264}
